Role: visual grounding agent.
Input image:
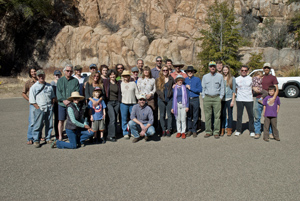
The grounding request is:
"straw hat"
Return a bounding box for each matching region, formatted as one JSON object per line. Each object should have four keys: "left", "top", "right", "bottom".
{"left": 121, "top": 70, "right": 131, "bottom": 76}
{"left": 67, "top": 91, "right": 85, "bottom": 101}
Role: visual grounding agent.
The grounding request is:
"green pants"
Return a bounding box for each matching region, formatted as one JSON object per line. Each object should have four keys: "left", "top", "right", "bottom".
{"left": 203, "top": 96, "right": 221, "bottom": 135}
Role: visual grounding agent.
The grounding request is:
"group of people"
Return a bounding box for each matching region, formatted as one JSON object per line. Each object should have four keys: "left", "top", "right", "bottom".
{"left": 22, "top": 57, "right": 281, "bottom": 149}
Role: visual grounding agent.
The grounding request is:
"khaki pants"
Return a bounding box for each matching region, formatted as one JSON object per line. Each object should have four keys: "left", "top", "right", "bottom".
{"left": 203, "top": 96, "right": 221, "bottom": 135}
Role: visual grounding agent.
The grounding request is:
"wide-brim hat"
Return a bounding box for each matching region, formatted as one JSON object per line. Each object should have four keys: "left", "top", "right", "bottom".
{"left": 185, "top": 66, "right": 197, "bottom": 73}
{"left": 173, "top": 63, "right": 184, "bottom": 68}
{"left": 175, "top": 74, "right": 185, "bottom": 82}
{"left": 67, "top": 91, "right": 85, "bottom": 101}
{"left": 121, "top": 70, "right": 131, "bottom": 76}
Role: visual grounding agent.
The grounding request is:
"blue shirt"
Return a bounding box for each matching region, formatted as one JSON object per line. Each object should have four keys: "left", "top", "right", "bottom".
{"left": 201, "top": 72, "right": 224, "bottom": 99}
{"left": 185, "top": 76, "right": 202, "bottom": 98}
{"left": 88, "top": 98, "right": 107, "bottom": 120}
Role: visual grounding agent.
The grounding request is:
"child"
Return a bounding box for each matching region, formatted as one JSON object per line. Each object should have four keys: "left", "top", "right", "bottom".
{"left": 262, "top": 85, "right": 280, "bottom": 142}
{"left": 88, "top": 87, "right": 106, "bottom": 144}
{"left": 171, "top": 75, "right": 189, "bottom": 139}
{"left": 252, "top": 71, "right": 268, "bottom": 104}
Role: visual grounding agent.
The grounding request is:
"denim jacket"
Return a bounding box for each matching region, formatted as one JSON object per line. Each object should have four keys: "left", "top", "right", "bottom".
{"left": 223, "top": 77, "right": 236, "bottom": 101}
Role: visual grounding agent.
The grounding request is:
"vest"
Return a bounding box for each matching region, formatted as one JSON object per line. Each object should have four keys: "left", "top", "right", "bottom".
{"left": 65, "top": 103, "right": 82, "bottom": 130}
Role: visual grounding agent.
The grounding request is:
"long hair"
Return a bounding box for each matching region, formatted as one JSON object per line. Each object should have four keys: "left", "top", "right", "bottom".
{"left": 142, "top": 66, "right": 152, "bottom": 79}
{"left": 100, "top": 65, "right": 108, "bottom": 75}
{"left": 88, "top": 72, "right": 102, "bottom": 88}
{"left": 222, "top": 65, "right": 233, "bottom": 89}
{"left": 115, "top": 64, "right": 124, "bottom": 77}
{"left": 28, "top": 66, "right": 37, "bottom": 78}
{"left": 156, "top": 65, "right": 169, "bottom": 91}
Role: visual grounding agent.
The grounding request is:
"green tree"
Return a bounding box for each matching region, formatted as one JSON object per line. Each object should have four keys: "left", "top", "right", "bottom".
{"left": 291, "top": 12, "right": 300, "bottom": 46}
{"left": 197, "top": 0, "right": 242, "bottom": 75}
{"left": 247, "top": 53, "right": 264, "bottom": 71}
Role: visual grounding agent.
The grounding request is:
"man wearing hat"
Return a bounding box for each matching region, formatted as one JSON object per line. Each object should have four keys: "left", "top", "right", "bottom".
{"left": 56, "top": 64, "right": 79, "bottom": 141}
{"left": 128, "top": 94, "right": 155, "bottom": 143}
{"left": 131, "top": 66, "right": 139, "bottom": 83}
{"left": 202, "top": 61, "right": 224, "bottom": 139}
{"left": 185, "top": 66, "right": 202, "bottom": 137}
{"left": 84, "top": 63, "right": 98, "bottom": 83}
{"left": 29, "top": 70, "right": 55, "bottom": 148}
{"left": 253, "top": 63, "right": 278, "bottom": 139}
{"left": 171, "top": 63, "right": 187, "bottom": 79}
{"left": 151, "top": 56, "right": 163, "bottom": 79}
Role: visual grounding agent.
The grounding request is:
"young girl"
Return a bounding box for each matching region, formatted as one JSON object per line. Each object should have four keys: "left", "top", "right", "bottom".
{"left": 88, "top": 87, "right": 106, "bottom": 144}
{"left": 252, "top": 71, "right": 268, "bottom": 104}
{"left": 171, "top": 75, "right": 189, "bottom": 139}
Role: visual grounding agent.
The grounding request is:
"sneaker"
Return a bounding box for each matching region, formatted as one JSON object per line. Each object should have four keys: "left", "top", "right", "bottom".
{"left": 51, "top": 140, "right": 57, "bottom": 148}
{"left": 250, "top": 132, "right": 255, "bottom": 137}
{"left": 34, "top": 141, "right": 40, "bottom": 148}
{"left": 176, "top": 133, "right": 181, "bottom": 138}
{"left": 132, "top": 137, "right": 141, "bottom": 143}
{"left": 161, "top": 131, "right": 166, "bottom": 137}
{"left": 166, "top": 130, "right": 171, "bottom": 137}
{"left": 124, "top": 135, "right": 130, "bottom": 140}
{"left": 181, "top": 133, "right": 186, "bottom": 139}
{"left": 269, "top": 134, "right": 274, "bottom": 139}
{"left": 254, "top": 134, "right": 261, "bottom": 139}
{"left": 235, "top": 132, "right": 241, "bottom": 136}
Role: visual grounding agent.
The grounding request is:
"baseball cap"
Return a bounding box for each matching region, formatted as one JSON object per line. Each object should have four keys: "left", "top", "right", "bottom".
{"left": 131, "top": 67, "right": 139, "bottom": 72}
{"left": 36, "top": 70, "right": 45, "bottom": 76}
{"left": 89, "top": 64, "right": 97, "bottom": 68}
{"left": 209, "top": 61, "right": 216, "bottom": 67}
{"left": 263, "top": 63, "right": 271, "bottom": 68}
{"left": 74, "top": 65, "right": 83, "bottom": 70}
{"left": 53, "top": 70, "right": 62, "bottom": 75}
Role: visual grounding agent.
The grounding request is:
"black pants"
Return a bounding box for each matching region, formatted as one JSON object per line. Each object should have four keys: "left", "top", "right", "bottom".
{"left": 53, "top": 102, "right": 59, "bottom": 139}
{"left": 107, "top": 100, "right": 120, "bottom": 138}
{"left": 236, "top": 101, "right": 254, "bottom": 133}
{"left": 157, "top": 98, "right": 173, "bottom": 131}
{"left": 187, "top": 97, "right": 200, "bottom": 132}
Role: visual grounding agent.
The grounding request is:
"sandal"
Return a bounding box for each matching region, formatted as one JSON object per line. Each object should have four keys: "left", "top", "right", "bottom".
{"left": 27, "top": 140, "right": 33, "bottom": 145}
{"left": 40, "top": 137, "right": 45, "bottom": 141}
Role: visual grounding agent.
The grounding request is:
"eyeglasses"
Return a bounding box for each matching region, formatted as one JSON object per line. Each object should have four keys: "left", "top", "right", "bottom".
{"left": 156, "top": 60, "right": 162, "bottom": 62}
{"left": 65, "top": 70, "right": 73, "bottom": 72}
{"left": 241, "top": 70, "right": 248, "bottom": 72}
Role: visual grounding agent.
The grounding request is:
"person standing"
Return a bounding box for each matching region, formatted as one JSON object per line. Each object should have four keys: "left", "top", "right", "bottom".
{"left": 253, "top": 63, "right": 278, "bottom": 139}
{"left": 50, "top": 70, "right": 62, "bottom": 140}
{"left": 84, "top": 64, "right": 98, "bottom": 83}
{"left": 100, "top": 65, "right": 109, "bottom": 80}
{"left": 22, "top": 67, "right": 38, "bottom": 145}
{"left": 156, "top": 65, "right": 175, "bottom": 137}
{"left": 235, "top": 65, "right": 255, "bottom": 137}
{"left": 56, "top": 64, "right": 79, "bottom": 141}
{"left": 128, "top": 94, "right": 155, "bottom": 143}
{"left": 120, "top": 70, "right": 139, "bottom": 139}
{"left": 103, "top": 69, "right": 121, "bottom": 142}
{"left": 136, "top": 59, "right": 144, "bottom": 78}
{"left": 221, "top": 65, "right": 236, "bottom": 136}
{"left": 202, "top": 61, "right": 224, "bottom": 139}
{"left": 216, "top": 60, "right": 223, "bottom": 74}
{"left": 115, "top": 64, "right": 125, "bottom": 81}
{"left": 29, "top": 70, "right": 55, "bottom": 148}
{"left": 73, "top": 65, "right": 84, "bottom": 96}
{"left": 151, "top": 56, "right": 162, "bottom": 79}
{"left": 131, "top": 67, "right": 139, "bottom": 83}
{"left": 185, "top": 66, "right": 202, "bottom": 138}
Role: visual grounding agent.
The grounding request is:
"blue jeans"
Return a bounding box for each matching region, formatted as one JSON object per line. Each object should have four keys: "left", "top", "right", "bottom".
{"left": 254, "top": 98, "right": 272, "bottom": 134}
{"left": 27, "top": 104, "right": 35, "bottom": 141}
{"left": 128, "top": 120, "right": 155, "bottom": 138}
{"left": 32, "top": 108, "right": 53, "bottom": 142}
{"left": 221, "top": 100, "right": 233, "bottom": 129}
{"left": 56, "top": 128, "right": 94, "bottom": 149}
{"left": 120, "top": 103, "right": 134, "bottom": 135}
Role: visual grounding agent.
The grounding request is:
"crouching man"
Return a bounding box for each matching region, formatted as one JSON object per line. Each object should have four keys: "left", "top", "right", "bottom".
{"left": 29, "top": 70, "right": 55, "bottom": 148}
{"left": 128, "top": 94, "right": 155, "bottom": 143}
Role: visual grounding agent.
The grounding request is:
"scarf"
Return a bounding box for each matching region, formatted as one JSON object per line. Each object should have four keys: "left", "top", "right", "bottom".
{"left": 173, "top": 84, "right": 187, "bottom": 119}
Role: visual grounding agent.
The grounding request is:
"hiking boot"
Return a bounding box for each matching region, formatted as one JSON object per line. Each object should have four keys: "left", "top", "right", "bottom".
{"left": 34, "top": 141, "right": 40, "bottom": 148}
{"left": 132, "top": 137, "right": 141, "bottom": 143}
{"left": 186, "top": 131, "right": 192, "bottom": 137}
{"left": 192, "top": 132, "right": 197, "bottom": 138}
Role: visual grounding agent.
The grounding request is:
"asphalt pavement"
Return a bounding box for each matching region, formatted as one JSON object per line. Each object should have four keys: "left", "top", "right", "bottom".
{"left": 0, "top": 97, "right": 299, "bottom": 200}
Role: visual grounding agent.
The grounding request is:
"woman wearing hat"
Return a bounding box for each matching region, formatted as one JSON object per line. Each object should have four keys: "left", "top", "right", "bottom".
{"left": 120, "top": 70, "right": 139, "bottom": 139}
{"left": 103, "top": 69, "right": 121, "bottom": 142}
{"left": 156, "top": 65, "right": 175, "bottom": 137}
{"left": 50, "top": 70, "right": 62, "bottom": 139}
{"left": 51, "top": 92, "right": 94, "bottom": 149}
{"left": 171, "top": 75, "right": 189, "bottom": 139}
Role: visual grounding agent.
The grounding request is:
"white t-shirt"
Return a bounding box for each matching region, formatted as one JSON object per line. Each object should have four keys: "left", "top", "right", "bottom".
{"left": 236, "top": 75, "right": 253, "bottom": 102}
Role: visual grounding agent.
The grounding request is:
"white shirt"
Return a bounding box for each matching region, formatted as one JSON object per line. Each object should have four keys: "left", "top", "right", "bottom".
{"left": 236, "top": 75, "right": 253, "bottom": 102}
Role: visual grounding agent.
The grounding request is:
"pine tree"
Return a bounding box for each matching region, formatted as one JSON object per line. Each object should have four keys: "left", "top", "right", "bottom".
{"left": 197, "top": 0, "right": 242, "bottom": 75}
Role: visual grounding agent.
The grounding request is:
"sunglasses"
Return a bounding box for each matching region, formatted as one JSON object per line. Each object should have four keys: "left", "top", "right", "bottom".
{"left": 139, "top": 99, "right": 146, "bottom": 101}
{"left": 209, "top": 66, "right": 216, "bottom": 68}
{"left": 65, "top": 70, "right": 73, "bottom": 72}
{"left": 156, "top": 60, "right": 162, "bottom": 62}
{"left": 162, "top": 70, "right": 169, "bottom": 72}
{"left": 133, "top": 71, "right": 138, "bottom": 73}
{"left": 241, "top": 70, "right": 248, "bottom": 72}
